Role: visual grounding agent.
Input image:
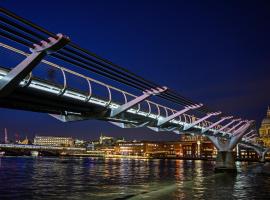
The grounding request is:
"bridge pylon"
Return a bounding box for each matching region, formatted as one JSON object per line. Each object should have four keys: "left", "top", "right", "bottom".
{"left": 207, "top": 121, "right": 253, "bottom": 172}
{"left": 258, "top": 149, "right": 269, "bottom": 163}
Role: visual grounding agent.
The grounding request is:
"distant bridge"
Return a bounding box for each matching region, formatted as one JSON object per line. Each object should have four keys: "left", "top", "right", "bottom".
{"left": 0, "top": 8, "right": 267, "bottom": 171}
{"left": 0, "top": 143, "right": 85, "bottom": 151}
{"left": 0, "top": 143, "right": 86, "bottom": 156}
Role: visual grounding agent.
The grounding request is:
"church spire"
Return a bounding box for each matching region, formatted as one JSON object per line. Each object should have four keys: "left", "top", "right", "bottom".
{"left": 267, "top": 106, "right": 270, "bottom": 118}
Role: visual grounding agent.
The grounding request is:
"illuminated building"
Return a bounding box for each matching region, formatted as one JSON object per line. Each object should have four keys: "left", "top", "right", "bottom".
{"left": 237, "top": 107, "right": 270, "bottom": 161}
{"left": 180, "top": 134, "right": 217, "bottom": 159}
{"left": 18, "top": 136, "right": 29, "bottom": 145}
{"left": 86, "top": 143, "right": 95, "bottom": 151}
{"left": 259, "top": 106, "right": 270, "bottom": 147}
{"left": 99, "top": 133, "right": 114, "bottom": 145}
{"left": 33, "top": 136, "right": 74, "bottom": 147}
{"left": 237, "top": 146, "right": 258, "bottom": 160}
{"left": 115, "top": 141, "right": 147, "bottom": 156}
{"left": 74, "top": 139, "right": 85, "bottom": 147}
{"left": 99, "top": 133, "right": 125, "bottom": 146}
{"left": 97, "top": 133, "right": 125, "bottom": 149}
{"left": 115, "top": 137, "right": 216, "bottom": 159}
{"left": 115, "top": 141, "right": 179, "bottom": 157}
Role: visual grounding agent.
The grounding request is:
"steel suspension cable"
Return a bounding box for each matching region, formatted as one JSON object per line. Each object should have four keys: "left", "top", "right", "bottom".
{"left": 0, "top": 21, "right": 201, "bottom": 109}
{"left": 0, "top": 8, "right": 212, "bottom": 112}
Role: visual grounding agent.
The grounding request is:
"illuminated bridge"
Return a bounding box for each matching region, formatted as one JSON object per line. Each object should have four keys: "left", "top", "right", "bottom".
{"left": 0, "top": 8, "right": 268, "bottom": 171}
{"left": 0, "top": 143, "right": 86, "bottom": 156}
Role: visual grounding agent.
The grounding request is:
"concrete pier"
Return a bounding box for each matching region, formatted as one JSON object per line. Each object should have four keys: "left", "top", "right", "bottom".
{"left": 215, "top": 151, "right": 237, "bottom": 173}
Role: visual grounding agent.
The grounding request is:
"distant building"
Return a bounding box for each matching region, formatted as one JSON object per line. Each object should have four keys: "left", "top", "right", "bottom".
{"left": 99, "top": 133, "right": 114, "bottom": 146}
{"left": 86, "top": 143, "right": 95, "bottom": 151}
{"left": 74, "top": 139, "right": 85, "bottom": 147}
{"left": 237, "top": 145, "right": 258, "bottom": 160}
{"left": 4, "top": 128, "right": 8, "bottom": 144}
{"left": 18, "top": 136, "right": 30, "bottom": 145}
{"left": 115, "top": 137, "right": 125, "bottom": 143}
{"left": 114, "top": 137, "right": 216, "bottom": 159}
{"left": 33, "top": 136, "right": 74, "bottom": 147}
{"left": 115, "top": 141, "right": 167, "bottom": 157}
{"left": 259, "top": 106, "right": 270, "bottom": 147}
{"left": 99, "top": 133, "right": 125, "bottom": 146}
{"left": 179, "top": 134, "right": 217, "bottom": 159}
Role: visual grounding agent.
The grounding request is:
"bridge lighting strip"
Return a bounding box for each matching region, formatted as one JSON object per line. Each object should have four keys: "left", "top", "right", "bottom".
{"left": 0, "top": 43, "right": 232, "bottom": 137}
{"left": 0, "top": 67, "right": 229, "bottom": 137}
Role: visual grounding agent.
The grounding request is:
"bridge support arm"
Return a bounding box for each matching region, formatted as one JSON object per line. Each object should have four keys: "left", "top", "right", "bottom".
{"left": 0, "top": 34, "right": 70, "bottom": 97}
{"left": 245, "top": 133, "right": 256, "bottom": 141}
{"left": 50, "top": 113, "right": 87, "bottom": 122}
{"left": 110, "top": 87, "right": 167, "bottom": 117}
{"left": 157, "top": 104, "right": 202, "bottom": 126}
{"left": 228, "top": 121, "right": 253, "bottom": 149}
{"left": 213, "top": 118, "right": 241, "bottom": 135}
{"left": 202, "top": 116, "right": 233, "bottom": 134}
{"left": 109, "top": 121, "right": 149, "bottom": 128}
{"left": 227, "top": 120, "right": 246, "bottom": 134}
{"left": 243, "top": 130, "right": 256, "bottom": 138}
{"left": 231, "top": 121, "right": 249, "bottom": 136}
{"left": 183, "top": 112, "right": 221, "bottom": 131}
{"left": 147, "top": 126, "right": 177, "bottom": 132}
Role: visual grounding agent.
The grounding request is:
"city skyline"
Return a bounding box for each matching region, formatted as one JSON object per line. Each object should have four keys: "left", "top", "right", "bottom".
{"left": 0, "top": 0, "right": 270, "bottom": 140}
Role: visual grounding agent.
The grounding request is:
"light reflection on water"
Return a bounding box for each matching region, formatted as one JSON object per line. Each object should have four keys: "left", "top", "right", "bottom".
{"left": 0, "top": 157, "right": 269, "bottom": 200}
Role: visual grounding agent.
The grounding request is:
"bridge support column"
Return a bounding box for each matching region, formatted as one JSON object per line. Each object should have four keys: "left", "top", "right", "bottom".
{"left": 257, "top": 148, "right": 269, "bottom": 163}
{"left": 215, "top": 151, "right": 236, "bottom": 172}
{"left": 207, "top": 136, "right": 238, "bottom": 173}
{"left": 207, "top": 121, "right": 253, "bottom": 173}
{"left": 259, "top": 156, "right": 266, "bottom": 163}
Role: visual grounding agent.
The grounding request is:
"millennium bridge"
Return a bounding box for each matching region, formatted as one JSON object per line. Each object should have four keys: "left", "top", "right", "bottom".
{"left": 0, "top": 7, "right": 268, "bottom": 172}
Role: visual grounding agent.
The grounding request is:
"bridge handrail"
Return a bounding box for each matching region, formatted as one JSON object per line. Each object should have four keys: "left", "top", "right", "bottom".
{"left": 0, "top": 42, "right": 220, "bottom": 131}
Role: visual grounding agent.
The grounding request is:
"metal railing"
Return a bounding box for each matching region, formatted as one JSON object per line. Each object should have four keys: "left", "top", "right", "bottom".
{"left": 0, "top": 41, "right": 229, "bottom": 135}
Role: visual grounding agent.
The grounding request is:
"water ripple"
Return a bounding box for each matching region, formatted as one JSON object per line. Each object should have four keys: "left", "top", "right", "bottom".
{"left": 0, "top": 157, "right": 269, "bottom": 199}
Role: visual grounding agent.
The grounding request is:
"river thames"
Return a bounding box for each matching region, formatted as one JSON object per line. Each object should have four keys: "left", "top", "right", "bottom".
{"left": 0, "top": 157, "right": 270, "bottom": 200}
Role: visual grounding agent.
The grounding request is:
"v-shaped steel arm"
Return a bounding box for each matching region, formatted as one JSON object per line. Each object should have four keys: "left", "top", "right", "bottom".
{"left": 157, "top": 104, "right": 203, "bottom": 126}
{"left": 110, "top": 87, "right": 167, "bottom": 117}
{"left": 0, "top": 34, "right": 70, "bottom": 97}
{"left": 183, "top": 111, "right": 221, "bottom": 131}
{"left": 213, "top": 118, "right": 241, "bottom": 135}
{"left": 201, "top": 116, "right": 233, "bottom": 133}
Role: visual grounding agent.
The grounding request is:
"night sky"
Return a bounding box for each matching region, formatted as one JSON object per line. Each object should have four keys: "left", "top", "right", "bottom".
{"left": 0, "top": 0, "right": 269, "bottom": 141}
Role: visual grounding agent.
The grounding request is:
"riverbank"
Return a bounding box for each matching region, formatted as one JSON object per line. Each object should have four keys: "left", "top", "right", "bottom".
{"left": 1, "top": 153, "right": 268, "bottom": 163}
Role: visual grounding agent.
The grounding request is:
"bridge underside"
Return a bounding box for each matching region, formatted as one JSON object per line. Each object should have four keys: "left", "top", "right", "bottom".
{"left": 0, "top": 67, "right": 156, "bottom": 124}
{"left": 0, "top": 67, "right": 206, "bottom": 130}
{"left": 0, "top": 86, "right": 107, "bottom": 117}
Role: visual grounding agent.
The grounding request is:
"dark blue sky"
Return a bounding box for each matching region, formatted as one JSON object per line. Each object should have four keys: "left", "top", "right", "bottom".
{"left": 0, "top": 0, "right": 270, "bottom": 141}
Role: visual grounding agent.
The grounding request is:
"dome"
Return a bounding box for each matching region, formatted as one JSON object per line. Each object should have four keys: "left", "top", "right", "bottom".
{"left": 261, "top": 106, "right": 270, "bottom": 125}
{"left": 261, "top": 118, "right": 270, "bottom": 125}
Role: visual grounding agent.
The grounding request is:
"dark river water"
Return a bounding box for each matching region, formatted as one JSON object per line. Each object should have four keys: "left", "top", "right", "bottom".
{"left": 0, "top": 157, "right": 270, "bottom": 200}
